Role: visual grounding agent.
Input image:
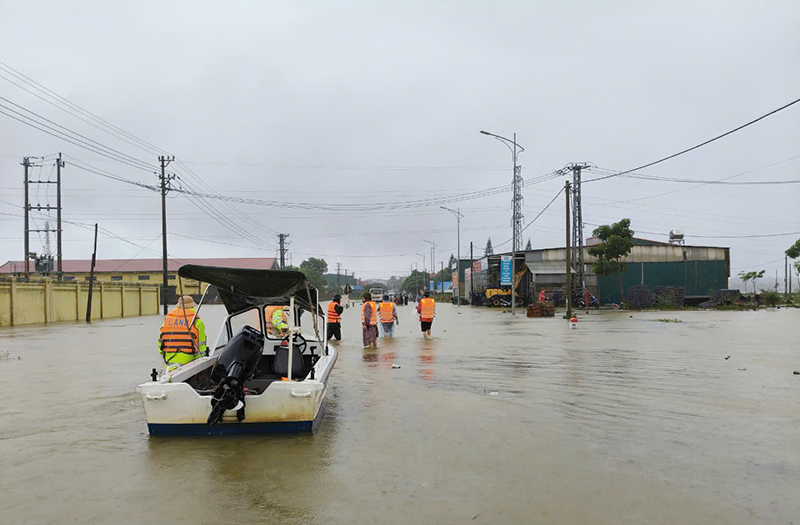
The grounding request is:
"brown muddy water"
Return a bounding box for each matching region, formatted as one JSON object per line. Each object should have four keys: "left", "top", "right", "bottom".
{"left": 0, "top": 304, "right": 797, "bottom": 524}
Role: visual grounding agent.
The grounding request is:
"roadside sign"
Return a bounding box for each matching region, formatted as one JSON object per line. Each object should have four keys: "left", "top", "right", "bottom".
{"left": 500, "top": 255, "right": 512, "bottom": 285}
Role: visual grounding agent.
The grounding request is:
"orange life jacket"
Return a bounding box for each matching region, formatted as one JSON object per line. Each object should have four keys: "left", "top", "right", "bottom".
{"left": 361, "top": 301, "right": 378, "bottom": 326}
{"left": 327, "top": 301, "right": 341, "bottom": 323}
{"left": 419, "top": 297, "right": 435, "bottom": 321}
{"left": 159, "top": 308, "right": 199, "bottom": 357}
{"left": 379, "top": 302, "right": 395, "bottom": 323}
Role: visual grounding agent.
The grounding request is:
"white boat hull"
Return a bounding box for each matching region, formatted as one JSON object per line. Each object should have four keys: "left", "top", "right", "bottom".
{"left": 136, "top": 345, "right": 337, "bottom": 436}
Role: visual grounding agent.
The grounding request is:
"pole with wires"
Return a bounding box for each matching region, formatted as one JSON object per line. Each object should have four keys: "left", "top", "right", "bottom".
{"left": 159, "top": 155, "right": 174, "bottom": 315}
{"left": 56, "top": 153, "right": 64, "bottom": 278}
{"left": 22, "top": 157, "right": 30, "bottom": 278}
{"left": 565, "top": 180, "right": 572, "bottom": 319}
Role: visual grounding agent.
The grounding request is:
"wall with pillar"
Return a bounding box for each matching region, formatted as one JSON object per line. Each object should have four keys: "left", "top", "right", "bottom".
{"left": 0, "top": 277, "right": 160, "bottom": 326}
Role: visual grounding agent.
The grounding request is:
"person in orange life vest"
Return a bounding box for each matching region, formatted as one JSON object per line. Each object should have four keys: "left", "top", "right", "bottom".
{"left": 361, "top": 292, "right": 379, "bottom": 348}
{"left": 416, "top": 290, "right": 435, "bottom": 339}
{"left": 538, "top": 289, "right": 546, "bottom": 303}
{"left": 158, "top": 295, "right": 206, "bottom": 366}
{"left": 265, "top": 305, "right": 289, "bottom": 338}
{"left": 378, "top": 294, "right": 399, "bottom": 338}
{"left": 327, "top": 295, "right": 344, "bottom": 341}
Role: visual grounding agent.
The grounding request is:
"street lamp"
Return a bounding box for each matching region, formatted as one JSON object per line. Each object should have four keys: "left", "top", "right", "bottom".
{"left": 440, "top": 206, "right": 463, "bottom": 306}
{"left": 423, "top": 239, "right": 436, "bottom": 293}
{"left": 481, "top": 129, "right": 525, "bottom": 316}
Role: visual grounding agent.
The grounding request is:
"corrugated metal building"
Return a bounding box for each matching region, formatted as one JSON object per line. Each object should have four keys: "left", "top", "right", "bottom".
{"left": 479, "top": 238, "right": 730, "bottom": 305}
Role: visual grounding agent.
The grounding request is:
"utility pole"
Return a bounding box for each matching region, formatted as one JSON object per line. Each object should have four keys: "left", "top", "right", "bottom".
{"left": 159, "top": 155, "right": 175, "bottom": 315}
{"left": 86, "top": 223, "right": 98, "bottom": 322}
{"left": 785, "top": 255, "right": 789, "bottom": 296}
{"left": 565, "top": 180, "right": 572, "bottom": 319}
{"left": 470, "top": 241, "right": 474, "bottom": 305}
{"left": 278, "top": 233, "right": 289, "bottom": 269}
{"left": 22, "top": 157, "right": 30, "bottom": 279}
{"left": 56, "top": 153, "right": 64, "bottom": 278}
{"left": 568, "top": 163, "right": 591, "bottom": 298}
{"left": 336, "top": 262, "right": 342, "bottom": 290}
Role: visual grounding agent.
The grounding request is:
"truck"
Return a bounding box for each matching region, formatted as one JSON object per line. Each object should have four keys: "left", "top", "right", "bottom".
{"left": 369, "top": 287, "right": 384, "bottom": 303}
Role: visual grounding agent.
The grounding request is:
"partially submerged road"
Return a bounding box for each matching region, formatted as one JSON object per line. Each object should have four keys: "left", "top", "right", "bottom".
{"left": 0, "top": 304, "right": 796, "bottom": 523}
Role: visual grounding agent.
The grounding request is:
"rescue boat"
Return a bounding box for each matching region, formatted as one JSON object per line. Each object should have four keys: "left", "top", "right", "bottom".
{"left": 136, "top": 265, "right": 338, "bottom": 436}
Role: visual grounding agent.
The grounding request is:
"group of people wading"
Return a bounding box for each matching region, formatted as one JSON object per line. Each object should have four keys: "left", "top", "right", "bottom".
{"left": 157, "top": 290, "right": 437, "bottom": 367}
{"left": 326, "top": 291, "right": 436, "bottom": 348}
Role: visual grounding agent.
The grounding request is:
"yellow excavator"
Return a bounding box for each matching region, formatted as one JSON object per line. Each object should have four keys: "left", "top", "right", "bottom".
{"left": 484, "top": 268, "right": 525, "bottom": 307}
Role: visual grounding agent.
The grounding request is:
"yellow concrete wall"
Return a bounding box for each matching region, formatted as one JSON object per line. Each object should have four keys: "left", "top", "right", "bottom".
{"left": 0, "top": 278, "right": 161, "bottom": 327}
{"left": 58, "top": 272, "right": 202, "bottom": 295}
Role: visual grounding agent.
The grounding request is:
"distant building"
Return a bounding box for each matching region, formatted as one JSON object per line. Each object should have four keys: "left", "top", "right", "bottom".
{"left": 467, "top": 238, "right": 730, "bottom": 304}
{"left": 0, "top": 257, "right": 277, "bottom": 301}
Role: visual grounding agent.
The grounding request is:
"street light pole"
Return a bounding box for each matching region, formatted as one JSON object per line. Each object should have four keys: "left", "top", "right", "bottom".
{"left": 480, "top": 130, "right": 525, "bottom": 316}
{"left": 441, "top": 206, "right": 463, "bottom": 306}
{"left": 423, "top": 239, "right": 437, "bottom": 294}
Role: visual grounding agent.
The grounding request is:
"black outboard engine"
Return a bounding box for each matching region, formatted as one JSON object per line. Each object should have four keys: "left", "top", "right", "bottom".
{"left": 207, "top": 325, "right": 264, "bottom": 425}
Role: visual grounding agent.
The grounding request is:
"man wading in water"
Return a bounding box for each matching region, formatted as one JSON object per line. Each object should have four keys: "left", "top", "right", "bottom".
{"left": 416, "top": 290, "right": 435, "bottom": 339}
{"left": 361, "top": 292, "right": 379, "bottom": 348}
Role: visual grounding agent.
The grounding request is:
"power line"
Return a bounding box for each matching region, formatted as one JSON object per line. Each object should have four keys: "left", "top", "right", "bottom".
{"left": 0, "top": 61, "right": 166, "bottom": 156}
{"left": 495, "top": 186, "right": 565, "bottom": 250}
{"left": 0, "top": 96, "right": 155, "bottom": 171}
{"left": 584, "top": 97, "right": 800, "bottom": 183}
{"left": 592, "top": 167, "right": 800, "bottom": 185}
{"left": 0, "top": 106, "right": 157, "bottom": 173}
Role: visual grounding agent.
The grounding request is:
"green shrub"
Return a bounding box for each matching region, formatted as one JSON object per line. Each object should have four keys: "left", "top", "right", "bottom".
{"left": 762, "top": 291, "right": 781, "bottom": 307}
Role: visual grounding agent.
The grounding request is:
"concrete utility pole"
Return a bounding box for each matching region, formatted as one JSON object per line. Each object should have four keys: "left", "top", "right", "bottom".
{"left": 23, "top": 156, "right": 62, "bottom": 279}
{"left": 565, "top": 180, "right": 572, "bottom": 319}
{"left": 336, "top": 262, "right": 342, "bottom": 289}
{"left": 159, "top": 155, "right": 175, "bottom": 315}
{"left": 480, "top": 130, "right": 525, "bottom": 316}
{"left": 22, "top": 157, "right": 30, "bottom": 278}
{"left": 568, "top": 163, "right": 591, "bottom": 297}
{"left": 470, "top": 241, "right": 474, "bottom": 305}
{"left": 86, "top": 223, "right": 98, "bottom": 323}
{"left": 56, "top": 153, "right": 64, "bottom": 277}
{"left": 785, "top": 255, "right": 789, "bottom": 296}
{"left": 278, "top": 233, "right": 289, "bottom": 269}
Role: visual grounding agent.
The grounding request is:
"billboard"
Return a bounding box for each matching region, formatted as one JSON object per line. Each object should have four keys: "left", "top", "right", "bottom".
{"left": 500, "top": 255, "right": 513, "bottom": 285}
{"left": 452, "top": 271, "right": 459, "bottom": 292}
{"left": 473, "top": 258, "right": 488, "bottom": 273}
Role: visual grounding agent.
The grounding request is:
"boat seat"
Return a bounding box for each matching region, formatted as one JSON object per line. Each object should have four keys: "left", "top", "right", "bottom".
{"left": 273, "top": 346, "right": 307, "bottom": 379}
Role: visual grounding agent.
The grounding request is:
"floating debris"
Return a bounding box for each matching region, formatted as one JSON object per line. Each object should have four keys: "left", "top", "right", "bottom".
{"left": 392, "top": 364, "right": 401, "bottom": 369}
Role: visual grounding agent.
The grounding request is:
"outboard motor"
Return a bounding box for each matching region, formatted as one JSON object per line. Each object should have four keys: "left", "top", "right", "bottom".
{"left": 207, "top": 325, "right": 264, "bottom": 425}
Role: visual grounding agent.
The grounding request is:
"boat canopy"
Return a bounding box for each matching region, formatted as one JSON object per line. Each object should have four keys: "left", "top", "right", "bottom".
{"left": 177, "top": 265, "right": 322, "bottom": 315}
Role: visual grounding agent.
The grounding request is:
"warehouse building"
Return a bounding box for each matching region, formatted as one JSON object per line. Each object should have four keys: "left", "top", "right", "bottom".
{"left": 0, "top": 257, "right": 277, "bottom": 302}
{"left": 466, "top": 238, "right": 730, "bottom": 305}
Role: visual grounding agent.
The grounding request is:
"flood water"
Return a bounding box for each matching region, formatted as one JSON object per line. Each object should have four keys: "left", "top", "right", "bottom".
{"left": 0, "top": 303, "right": 797, "bottom": 524}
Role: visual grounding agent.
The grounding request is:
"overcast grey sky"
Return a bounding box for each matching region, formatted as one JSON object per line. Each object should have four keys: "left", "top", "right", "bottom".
{"left": 1, "top": 1, "right": 798, "bottom": 283}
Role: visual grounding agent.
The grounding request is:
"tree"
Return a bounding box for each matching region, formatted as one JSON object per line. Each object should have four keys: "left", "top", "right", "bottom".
{"left": 786, "top": 239, "right": 800, "bottom": 259}
{"left": 484, "top": 238, "right": 494, "bottom": 256}
{"left": 525, "top": 238, "right": 532, "bottom": 250}
{"left": 737, "top": 270, "right": 765, "bottom": 294}
{"left": 298, "top": 258, "right": 328, "bottom": 293}
{"left": 587, "top": 218, "right": 635, "bottom": 306}
{"left": 300, "top": 257, "right": 328, "bottom": 275}
{"left": 401, "top": 269, "right": 430, "bottom": 294}
{"left": 448, "top": 254, "right": 457, "bottom": 269}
